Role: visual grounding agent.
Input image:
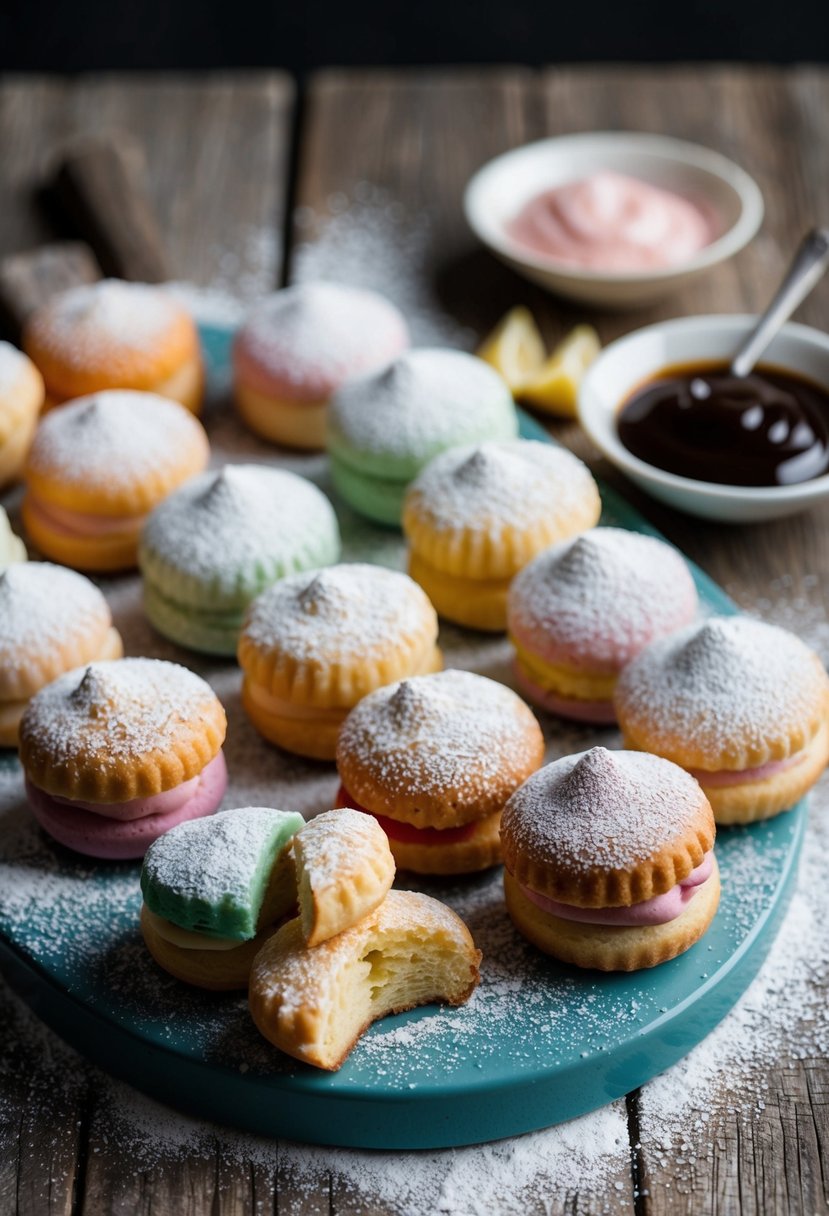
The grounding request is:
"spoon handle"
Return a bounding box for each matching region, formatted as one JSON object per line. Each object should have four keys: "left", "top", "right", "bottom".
{"left": 730, "top": 227, "right": 829, "bottom": 378}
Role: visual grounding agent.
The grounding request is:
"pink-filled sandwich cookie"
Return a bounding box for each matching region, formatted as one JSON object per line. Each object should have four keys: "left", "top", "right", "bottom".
{"left": 507, "top": 527, "right": 698, "bottom": 724}
{"left": 233, "top": 281, "right": 409, "bottom": 450}
{"left": 615, "top": 615, "right": 829, "bottom": 824}
{"left": 19, "top": 658, "right": 227, "bottom": 859}
{"left": 501, "top": 747, "right": 720, "bottom": 971}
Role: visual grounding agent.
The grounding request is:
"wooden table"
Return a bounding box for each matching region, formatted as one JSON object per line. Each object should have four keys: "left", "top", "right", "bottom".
{"left": 1, "top": 67, "right": 828, "bottom": 1215}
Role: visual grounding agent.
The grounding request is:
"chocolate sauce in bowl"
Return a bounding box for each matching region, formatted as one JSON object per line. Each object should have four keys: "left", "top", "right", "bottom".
{"left": 617, "top": 361, "right": 829, "bottom": 487}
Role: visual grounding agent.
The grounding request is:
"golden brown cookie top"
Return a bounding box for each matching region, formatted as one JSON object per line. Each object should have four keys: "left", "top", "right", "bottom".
{"left": 500, "top": 747, "right": 714, "bottom": 908}
{"left": 615, "top": 616, "right": 829, "bottom": 770}
{"left": 20, "top": 657, "right": 226, "bottom": 803}
{"left": 0, "top": 563, "right": 115, "bottom": 701}
{"left": 337, "top": 669, "right": 545, "bottom": 827}
{"left": 24, "top": 391, "right": 209, "bottom": 515}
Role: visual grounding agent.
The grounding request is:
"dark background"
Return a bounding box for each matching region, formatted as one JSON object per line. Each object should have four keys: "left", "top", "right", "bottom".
{"left": 2, "top": 0, "right": 829, "bottom": 71}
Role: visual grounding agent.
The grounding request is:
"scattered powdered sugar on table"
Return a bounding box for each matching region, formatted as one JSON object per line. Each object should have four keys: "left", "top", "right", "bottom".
{"left": 294, "top": 189, "right": 477, "bottom": 349}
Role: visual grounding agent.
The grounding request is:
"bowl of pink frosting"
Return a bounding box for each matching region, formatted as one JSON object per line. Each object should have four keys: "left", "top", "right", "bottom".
{"left": 464, "top": 132, "right": 763, "bottom": 308}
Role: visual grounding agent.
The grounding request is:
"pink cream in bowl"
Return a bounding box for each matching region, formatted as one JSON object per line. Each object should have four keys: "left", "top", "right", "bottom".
{"left": 507, "top": 171, "right": 714, "bottom": 273}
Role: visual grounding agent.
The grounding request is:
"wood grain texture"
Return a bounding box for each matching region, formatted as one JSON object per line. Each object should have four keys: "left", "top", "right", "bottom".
{"left": 2, "top": 65, "right": 829, "bottom": 1216}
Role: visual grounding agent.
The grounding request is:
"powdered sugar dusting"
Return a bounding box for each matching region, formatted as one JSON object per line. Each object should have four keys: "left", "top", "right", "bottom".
{"left": 297, "top": 806, "right": 390, "bottom": 890}
{"left": 502, "top": 748, "right": 708, "bottom": 874}
{"left": 405, "top": 440, "right": 598, "bottom": 533}
{"left": 329, "top": 348, "right": 517, "bottom": 461}
{"left": 508, "top": 528, "right": 699, "bottom": 670}
{"left": 141, "top": 806, "right": 303, "bottom": 934}
{"left": 0, "top": 339, "right": 28, "bottom": 395}
{"left": 140, "top": 465, "right": 340, "bottom": 591}
{"left": 0, "top": 563, "right": 109, "bottom": 665}
{"left": 27, "top": 391, "right": 207, "bottom": 492}
{"left": 235, "top": 281, "right": 408, "bottom": 396}
{"left": 27, "top": 279, "right": 185, "bottom": 365}
{"left": 241, "top": 563, "right": 435, "bottom": 661}
{"left": 616, "top": 616, "right": 829, "bottom": 756}
{"left": 338, "top": 670, "right": 541, "bottom": 802}
{"left": 21, "top": 657, "right": 220, "bottom": 766}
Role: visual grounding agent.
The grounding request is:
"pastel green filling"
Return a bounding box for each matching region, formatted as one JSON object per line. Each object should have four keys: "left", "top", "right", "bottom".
{"left": 143, "top": 582, "right": 245, "bottom": 656}
{"left": 330, "top": 456, "right": 408, "bottom": 527}
{"left": 141, "top": 807, "right": 305, "bottom": 941}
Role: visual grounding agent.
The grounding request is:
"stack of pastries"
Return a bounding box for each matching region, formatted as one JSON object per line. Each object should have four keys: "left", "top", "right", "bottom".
{"left": 0, "top": 275, "right": 824, "bottom": 1075}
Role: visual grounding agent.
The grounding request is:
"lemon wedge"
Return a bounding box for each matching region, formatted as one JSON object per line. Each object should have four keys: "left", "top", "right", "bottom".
{"left": 518, "top": 325, "right": 601, "bottom": 418}
{"left": 477, "top": 307, "right": 545, "bottom": 391}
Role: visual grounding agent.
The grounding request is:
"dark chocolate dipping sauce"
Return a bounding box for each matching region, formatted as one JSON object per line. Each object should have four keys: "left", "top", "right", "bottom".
{"left": 617, "top": 362, "right": 829, "bottom": 486}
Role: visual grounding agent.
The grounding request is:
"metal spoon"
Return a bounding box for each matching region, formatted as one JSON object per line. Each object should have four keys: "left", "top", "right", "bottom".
{"left": 730, "top": 227, "right": 829, "bottom": 378}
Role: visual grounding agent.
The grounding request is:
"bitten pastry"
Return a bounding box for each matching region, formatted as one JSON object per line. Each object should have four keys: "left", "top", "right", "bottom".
{"left": 0, "top": 342, "right": 44, "bottom": 489}
{"left": 336, "top": 669, "right": 545, "bottom": 874}
{"left": 140, "top": 806, "right": 304, "bottom": 989}
{"left": 0, "top": 562, "right": 122, "bottom": 747}
{"left": 233, "top": 282, "right": 409, "bottom": 449}
{"left": 23, "top": 280, "right": 204, "bottom": 413}
{"left": 22, "top": 390, "right": 209, "bottom": 571}
{"left": 328, "top": 348, "right": 518, "bottom": 526}
{"left": 20, "top": 658, "right": 227, "bottom": 859}
{"left": 0, "top": 507, "right": 26, "bottom": 568}
{"left": 403, "top": 440, "right": 600, "bottom": 630}
{"left": 501, "top": 747, "right": 719, "bottom": 971}
{"left": 615, "top": 616, "right": 829, "bottom": 824}
{"left": 507, "top": 528, "right": 699, "bottom": 724}
{"left": 238, "top": 563, "right": 441, "bottom": 761}
{"left": 249, "top": 889, "right": 481, "bottom": 1070}
{"left": 293, "top": 808, "right": 395, "bottom": 946}
{"left": 139, "top": 465, "right": 341, "bottom": 656}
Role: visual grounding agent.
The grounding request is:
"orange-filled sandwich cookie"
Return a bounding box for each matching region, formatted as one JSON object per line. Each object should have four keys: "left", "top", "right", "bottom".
{"left": 23, "top": 390, "right": 209, "bottom": 571}
{"left": 501, "top": 747, "right": 719, "bottom": 971}
{"left": 615, "top": 616, "right": 829, "bottom": 824}
{"left": 0, "top": 342, "right": 44, "bottom": 489}
{"left": 24, "top": 280, "right": 204, "bottom": 413}
{"left": 0, "top": 562, "right": 122, "bottom": 747}
{"left": 336, "top": 669, "right": 545, "bottom": 874}
{"left": 403, "top": 440, "right": 600, "bottom": 631}
{"left": 238, "top": 563, "right": 441, "bottom": 761}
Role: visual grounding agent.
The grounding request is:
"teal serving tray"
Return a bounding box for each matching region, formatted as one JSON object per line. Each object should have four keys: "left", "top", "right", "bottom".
{"left": 0, "top": 324, "right": 806, "bottom": 1149}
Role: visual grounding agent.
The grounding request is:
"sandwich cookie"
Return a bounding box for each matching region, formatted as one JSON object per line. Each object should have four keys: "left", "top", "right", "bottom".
{"left": 615, "top": 615, "right": 829, "bottom": 823}
{"left": 328, "top": 348, "right": 518, "bottom": 526}
{"left": 238, "top": 563, "right": 441, "bottom": 761}
{"left": 20, "top": 658, "right": 227, "bottom": 859}
{"left": 0, "top": 562, "right": 122, "bottom": 747}
{"left": 508, "top": 528, "right": 699, "bottom": 724}
{"left": 403, "top": 440, "right": 600, "bottom": 630}
{"left": 22, "top": 390, "right": 209, "bottom": 571}
{"left": 233, "top": 282, "right": 409, "bottom": 449}
{"left": 140, "top": 806, "right": 305, "bottom": 989}
{"left": 140, "top": 464, "right": 341, "bottom": 655}
{"left": 336, "top": 669, "right": 545, "bottom": 874}
{"left": 0, "top": 342, "right": 44, "bottom": 489}
{"left": 23, "top": 279, "right": 203, "bottom": 413}
{"left": 501, "top": 747, "right": 719, "bottom": 970}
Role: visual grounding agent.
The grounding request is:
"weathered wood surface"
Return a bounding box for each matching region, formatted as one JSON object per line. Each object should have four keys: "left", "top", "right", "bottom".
{"left": 1, "top": 66, "right": 829, "bottom": 1215}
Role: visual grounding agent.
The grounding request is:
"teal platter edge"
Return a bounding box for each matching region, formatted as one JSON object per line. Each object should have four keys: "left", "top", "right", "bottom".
{"left": 0, "top": 322, "right": 806, "bottom": 1149}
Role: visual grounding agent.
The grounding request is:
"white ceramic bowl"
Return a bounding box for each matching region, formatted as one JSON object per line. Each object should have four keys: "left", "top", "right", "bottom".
{"left": 464, "top": 132, "right": 764, "bottom": 308}
{"left": 578, "top": 315, "right": 829, "bottom": 522}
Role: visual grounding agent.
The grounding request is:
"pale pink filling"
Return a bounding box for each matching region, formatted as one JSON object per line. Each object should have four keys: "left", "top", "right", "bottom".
{"left": 27, "top": 495, "right": 144, "bottom": 539}
{"left": 25, "top": 751, "right": 228, "bottom": 860}
{"left": 513, "top": 662, "right": 617, "bottom": 726}
{"left": 52, "top": 773, "right": 201, "bottom": 821}
{"left": 688, "top": 752, "right": 806, "bottom": 788}
{"left": 520, "top": 851, "right": 714, "bottom": 927}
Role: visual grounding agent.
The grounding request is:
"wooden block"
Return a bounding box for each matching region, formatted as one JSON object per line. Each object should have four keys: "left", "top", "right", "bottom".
{"left": 0, "top": 240, "right": 101, "bottom": 341}
{"left": 49, "top": 135, "right": 171, "bottom": 283}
